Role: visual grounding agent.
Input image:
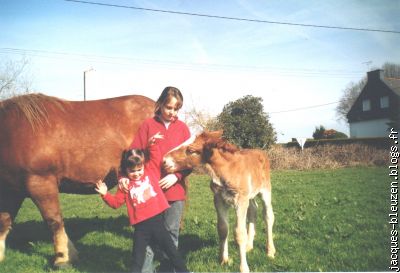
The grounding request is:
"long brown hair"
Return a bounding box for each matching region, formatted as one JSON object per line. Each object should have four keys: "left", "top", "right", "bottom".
{"left": 154, "top": 86, "right": 183, "bottom": 115}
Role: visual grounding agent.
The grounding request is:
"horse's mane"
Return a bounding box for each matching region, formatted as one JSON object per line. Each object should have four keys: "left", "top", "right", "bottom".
{"left": 206, "top": 139, "right": 240, "bottom": 153}
{"left": 0, "top": 93, "right": 66, "bottom": 131}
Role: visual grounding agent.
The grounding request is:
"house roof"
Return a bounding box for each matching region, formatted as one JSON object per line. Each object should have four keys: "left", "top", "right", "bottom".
{"left": 383, "top": 77, "right": 400, "bottom": 97}
{"left": 346, "top": 69, "right": 400, "bottom": 123}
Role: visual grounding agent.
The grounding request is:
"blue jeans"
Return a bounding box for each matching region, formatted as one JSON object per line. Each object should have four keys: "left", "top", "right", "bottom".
{"left": 141, "top": 200, "right": 184, "bottom": 273}
{"left": 131, "top": 214, "right": 187, "bottom": 273}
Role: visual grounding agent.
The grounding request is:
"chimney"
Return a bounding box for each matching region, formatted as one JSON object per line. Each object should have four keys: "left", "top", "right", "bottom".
{"left": 367, "top": 69, "right": 384, "bottom": 81}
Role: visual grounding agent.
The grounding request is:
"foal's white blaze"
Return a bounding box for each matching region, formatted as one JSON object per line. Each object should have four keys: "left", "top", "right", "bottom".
{"left": 163, "top": 134, "right": 197, "bottom": 171}
{"left": 163, "top": 156, "right": 177, "bottom": 171}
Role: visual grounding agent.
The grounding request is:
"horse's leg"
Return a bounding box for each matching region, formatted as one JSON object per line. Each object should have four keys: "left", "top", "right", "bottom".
{"left": 235, "top": 197, "right": 250, "bottom": 273}
{"left": 260, "top": 188, "right": 276, "bottom": 258}
{"left": 246, "top": 199, "right": 257, "bottom": 252}
{"left": 0, "top": 185, "right": 25, "bottom": 262}
{"left": 26, "top": 175, "right": 78, "bottom": 268}
{"left": 213, "top": 192, "right": 230, "bottom": 265}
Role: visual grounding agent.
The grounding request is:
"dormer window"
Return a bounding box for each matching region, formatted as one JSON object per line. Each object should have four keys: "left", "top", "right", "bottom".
{"left": 362, "top": 99, "right": 371, "bottom": 111}
{"left": 380, "top": 96, "right": 389, "bottom": 108}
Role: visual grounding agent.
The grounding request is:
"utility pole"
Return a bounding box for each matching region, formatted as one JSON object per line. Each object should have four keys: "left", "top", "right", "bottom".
{"left": 83, "top": 68, "right": 94, "bottom": 101}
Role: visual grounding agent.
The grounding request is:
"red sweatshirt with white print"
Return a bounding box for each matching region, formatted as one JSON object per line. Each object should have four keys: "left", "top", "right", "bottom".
{"left": 101, "top": 145, "right": 169, "bottom": 225}
{"left": 129, "top": 116, "right": 191, "bottom": 201}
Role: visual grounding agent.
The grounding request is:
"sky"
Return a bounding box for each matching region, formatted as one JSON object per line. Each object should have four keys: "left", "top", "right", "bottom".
{"left": 1, "top": 0, "right": 399, "bottom": 142}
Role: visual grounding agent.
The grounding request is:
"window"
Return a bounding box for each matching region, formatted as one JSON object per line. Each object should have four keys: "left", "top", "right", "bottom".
{"left": 362, "top": 99, "right": 371, "bottom": 111}
{"left": 380, "top": 96, "right": 389, "bottom": 108}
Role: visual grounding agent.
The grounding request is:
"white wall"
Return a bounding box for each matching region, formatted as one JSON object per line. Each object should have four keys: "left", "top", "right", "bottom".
{"left": 349, "top": 118, "right": 391, "bottom": 138}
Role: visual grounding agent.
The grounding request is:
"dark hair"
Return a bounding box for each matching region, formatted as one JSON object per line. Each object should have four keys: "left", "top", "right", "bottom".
{"left": 154, "top": 86, "right": 183, "bottom": 115}
{"left": 120, "top": 149, "right": 146, "bottom": 176}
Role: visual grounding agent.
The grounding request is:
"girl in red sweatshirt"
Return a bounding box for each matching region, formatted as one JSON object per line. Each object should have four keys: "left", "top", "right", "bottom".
{"left": 95, "top": 147, "right": 188, "bottom": 273}
{"left": 119, "top": 86, "right": 191, "bottom": 272}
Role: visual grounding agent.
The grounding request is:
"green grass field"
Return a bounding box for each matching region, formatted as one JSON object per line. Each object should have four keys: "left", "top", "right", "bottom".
{"left": 0, "top": 167, "right": 390, "bottom": 272}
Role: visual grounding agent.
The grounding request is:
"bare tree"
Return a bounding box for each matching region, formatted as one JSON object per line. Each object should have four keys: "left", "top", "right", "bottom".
{"left": 0, "top": 57, "right": 32, "bottom": 99}
{"left": 336, "top": 62, "right": 400, "bottom": 122}
{"left": 383, "top": 62, "right": 400, "bottom": 78}
{"left": 183, "top": 107, "right": 219, "bottom": 134}
{"left": 336, "top": 78, "right": 367, "bottom": 122}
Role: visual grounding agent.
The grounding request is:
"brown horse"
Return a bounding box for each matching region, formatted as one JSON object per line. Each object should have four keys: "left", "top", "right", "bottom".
{"left": 0, "top": 93, "right": 154, "bottom": 267}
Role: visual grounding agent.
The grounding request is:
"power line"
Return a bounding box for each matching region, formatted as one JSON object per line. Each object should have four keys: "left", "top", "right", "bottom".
{"left": 65, "top": 0, "right": 400, "bottom": 34}
{"left": 269, "top": 101, "right": 340, "bottom": 114}
{"left": 0, "top": 47, "right": 345, "bottom": 114}
{"left": 0, "top": 47, "right": 365, "bottom": 78}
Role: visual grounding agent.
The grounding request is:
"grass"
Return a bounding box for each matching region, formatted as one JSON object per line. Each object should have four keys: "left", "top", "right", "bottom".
{"left": 0, "top": 167, "right": 390, "bottom": 272}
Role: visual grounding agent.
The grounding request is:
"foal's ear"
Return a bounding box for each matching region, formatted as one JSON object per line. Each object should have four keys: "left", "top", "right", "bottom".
{"left": 202, "top": 130, "right": 223, "bottom": 143}
{"left": 207, "top": 130, "right": 223, "bottom": 139}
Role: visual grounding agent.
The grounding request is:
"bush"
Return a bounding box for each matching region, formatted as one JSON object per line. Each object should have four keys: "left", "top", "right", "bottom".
{"left": 216, "top": 95, "right": 276, "bottom": 149}
{"left": 312, "top": 125, "right": 348, "bottom": 140}
{"left": 285, "top": 137, "right": 390, "bottom": 150}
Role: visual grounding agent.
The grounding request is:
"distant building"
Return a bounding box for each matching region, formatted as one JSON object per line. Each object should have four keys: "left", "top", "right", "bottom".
{"left": 347, "top": 69, "right": 400, "bottom": 138}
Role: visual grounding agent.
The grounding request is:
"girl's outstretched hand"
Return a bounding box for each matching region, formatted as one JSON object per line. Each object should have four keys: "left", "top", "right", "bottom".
{"left": 95, "top": 180, "right": 108, "bottom": 196}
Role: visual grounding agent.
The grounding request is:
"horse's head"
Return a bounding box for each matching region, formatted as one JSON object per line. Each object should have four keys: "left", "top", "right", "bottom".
{"left": 163, "top": 130, "right": 238, "bottom": 173}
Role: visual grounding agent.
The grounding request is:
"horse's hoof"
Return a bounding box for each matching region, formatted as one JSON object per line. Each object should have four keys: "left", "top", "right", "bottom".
{"left": 220, "top": 258, "right": 232, "bottom": 266}
{"left": 53, "top": 261, "right": 73, "bottom": 270}
{"left": 240, "top": 264, "right": 250, "bottom": 273}
{"left": 267, "top": 251, "right": 276, "bottom": 259}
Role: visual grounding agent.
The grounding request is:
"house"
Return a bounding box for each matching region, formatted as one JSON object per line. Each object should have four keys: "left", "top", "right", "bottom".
{"left": 347, "top": 69, "right": 400, "bottom": 138}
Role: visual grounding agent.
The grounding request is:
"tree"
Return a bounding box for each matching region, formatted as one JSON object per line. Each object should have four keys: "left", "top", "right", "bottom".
{"left": 183, "top": 107, "right": 219, "bottom": 134}
{"left": 0, "top": 57, "right": 32, "bottom": 99}
{"left": 335, "top": 78, "right": 367, "bottom": 122}
{"left": 312, "top": 125, "right": 326, "bottom": 140}
{"left": 335, "top": 62, "right": 400, "bottom": 121}
{"left": 216, "top": 95, "right": 276, "bottom": 149}
{"left": 323, "top": 129, "right": 348, "bottom": 139}
{"left": 312, "top": 125, "right": 348, "bottom": 139}
{"left": 383, "top": 62, "right": 400, "bottom": 78}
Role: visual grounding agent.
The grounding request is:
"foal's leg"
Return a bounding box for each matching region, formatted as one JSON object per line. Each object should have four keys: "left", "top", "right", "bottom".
{"left": 235, "top": 197, "right": 250, "bottom": 273}
{"left": 246, "top": 199, "right": 257, "bottom": 252}
{"left": 213, "top": 193, "right": 230, "bottom": 265}
{"left": 260, "top": 188, "right": 276, "bottom": 258}
{"left": 0, "top": 184, "right": 25, "bottom": 262}
{"left": 26, "top": 175, "right": 78, "bottom": 268}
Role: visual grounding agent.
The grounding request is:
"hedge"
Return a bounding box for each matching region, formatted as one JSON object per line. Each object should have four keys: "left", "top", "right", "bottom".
{"left": 284, "top": 137, "right": 390, "bottom": 150}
